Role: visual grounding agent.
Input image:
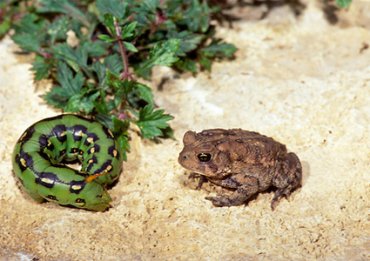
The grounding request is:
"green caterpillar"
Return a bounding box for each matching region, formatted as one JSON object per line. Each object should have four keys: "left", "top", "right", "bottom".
{"left": 12, "top": 114, "right": 123, "bottom": 211}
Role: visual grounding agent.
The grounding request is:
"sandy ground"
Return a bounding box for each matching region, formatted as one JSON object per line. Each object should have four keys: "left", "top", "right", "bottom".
{"left": 0, "top": 1, "right": 369, "bottom": 260}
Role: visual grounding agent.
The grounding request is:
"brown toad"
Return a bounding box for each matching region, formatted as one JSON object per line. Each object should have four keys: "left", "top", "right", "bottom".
{"left": 178, "top": 129, "right": 302, "bottom": 210}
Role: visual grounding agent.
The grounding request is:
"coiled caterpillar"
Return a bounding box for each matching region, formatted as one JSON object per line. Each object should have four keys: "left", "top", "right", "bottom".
{"left": 12, "top": 114, "right": 123, "bottom": 211}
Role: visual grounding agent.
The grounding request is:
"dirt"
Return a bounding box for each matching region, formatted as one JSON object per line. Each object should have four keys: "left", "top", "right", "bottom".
{"left": 0, "top": 1, "right": 369, "bottom": 260}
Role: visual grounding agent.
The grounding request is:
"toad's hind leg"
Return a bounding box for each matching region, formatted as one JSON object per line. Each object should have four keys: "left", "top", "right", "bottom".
{"left": 271, "top": 152, "right": 302, "bottom": 210}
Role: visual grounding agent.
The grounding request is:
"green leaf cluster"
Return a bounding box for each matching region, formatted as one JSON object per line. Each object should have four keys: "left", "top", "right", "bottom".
{"left": 335, "top": 0, "right": 352, "bottom": 8}
{"left": 8, "top": 0, "right": 237, "bottom": 159}
{"left": 0, "top": 0, "right": 24, "bottom": 38}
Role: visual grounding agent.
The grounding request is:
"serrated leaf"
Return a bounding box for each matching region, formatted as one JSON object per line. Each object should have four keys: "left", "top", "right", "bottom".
{"left": 101, "top": 13, "right": 115, "bottom": 35}
{"left": 96, "top": 0, "right": 128, "bottom": 20}
{"left": 52, "top": 43, "right": 84, "bottom": 71}
{"left": 44, "top": 87, "right": 70, "bottom": 108}
{"left": 116, "top": 134, "right": 130, "bottom": 161}
{"left": 48, "top": 16, "right": 70, "bottom": 44}
{"left": 123, "top": 41, "right": 138, "bottom": 53}
{"left": 56, "top": 61, "right": 84, "bottom": 95}
{"left": 141, "top": 0, "right": 160, "bottom": 11}
{"left": 181, "top": 0, "right": 212, "bottom": 33}
{"left": 201, "top": 42, "right": 237, "bottom": 58}
{"left": 136, "top": 105, "right": 174, "bottom": 139}
{"left": 104, "top": 54, "right": 123, "bottom": 74}
{"left": 136, "top": 39, "right": 180, "bottom": 78}
{"left": 112, "top": 116, "right": 130, "bottom": 134}
{"left": 130, "top": 0, "right": 160, "bottom": 27}
{"left": 121, "top": 21, "right": 137, "bottom": 39}
{"left": 32, "top": 55, "right": 53, "bottom": 81}
{"left": 11, "top": 14, "right": 46, "bottom": 52}
{"left": 199, "top": 55, "right": 212, "bottom": 71}
{"left": 98, "top": 34, "right": 116, "bottom": 43}
{"left": 12, "top": 33, "right": 43, "bottom": 53}
{"left": 135, "top": 83, "right": 154, "bottom": 105}
{"left": 168, "top": 31, "right": 204, "bottom": 55}
{"left": 149, "top": 39, "right": 180, "bottom": 65}
{"left": 65, "top": 92, "right": 99, "bottom": 113}
{"left": 125, "top": 82, "right": 154, "bottom": 108}
{"left": 52, "top": 41, "right": 107, "bottom": 72}
{"left": 84, "top": 41, "right": 108, "bottom": 57}
{"left": 12, "top": 13, "right": 44, "bottom": 34}
{"left": 38, "top": 0, "right": 90, "bottom": 27}
{"left": 106, "top": 70, "right": 125, "bottom": 90}
{"left": 175, "top": 58, "right": 197, "bottom": 73}
{"left": 95, "top": 113, "right": 114, "bottom": 128}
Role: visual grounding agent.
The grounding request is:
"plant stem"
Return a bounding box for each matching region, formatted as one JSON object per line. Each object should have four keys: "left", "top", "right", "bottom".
{"left": 113, "top": 18, "right": 133, "bottom": 80}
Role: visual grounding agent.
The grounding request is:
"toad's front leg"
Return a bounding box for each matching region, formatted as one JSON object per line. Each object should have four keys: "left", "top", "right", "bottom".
{"left": 206, "top": 175, "right": 259, "bottom": 207}
{"left": 189, "top": 173, "right": 208, "bottom": 190}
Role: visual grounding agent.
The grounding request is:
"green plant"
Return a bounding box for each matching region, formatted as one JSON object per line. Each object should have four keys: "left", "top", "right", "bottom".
{"left": 335, "top": 0, "right": 352, "bottom": 8}
{"left": 9, "top": 0, "right": 237, "bottom": 159}
{"left": 0, "top": 0, "right": 21, "bottom": 37}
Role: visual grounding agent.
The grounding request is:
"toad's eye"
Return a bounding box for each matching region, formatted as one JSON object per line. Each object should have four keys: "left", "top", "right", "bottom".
{"left": 197, "top": 153, "right": 211, "bottom": 162}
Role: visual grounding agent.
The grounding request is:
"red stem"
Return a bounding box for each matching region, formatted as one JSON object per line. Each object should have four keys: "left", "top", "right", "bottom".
{"left": 113, "top": 18, "right": 133, "bottom": 80}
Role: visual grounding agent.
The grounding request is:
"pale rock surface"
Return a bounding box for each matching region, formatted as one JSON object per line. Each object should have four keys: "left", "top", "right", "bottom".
{"left": 0, "top": 1, "right": 369, "bottom": 260}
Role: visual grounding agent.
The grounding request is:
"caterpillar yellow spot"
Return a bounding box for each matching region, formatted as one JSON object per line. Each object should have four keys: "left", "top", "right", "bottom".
{"left": 20, "top": 158, "right": 27, "bottom": 167}
{"left": 41, "top": 177, "right": 54, "bottom": 184}
{"left": 71, "top": 184, "right": 82, "bottom": 190}
{"left": 87, "top": 137, "right": 94, "bottom": 144}
{"left": 113, "top": 150, "right": 118, "bottom": 157}
{"left": 60, "top": 131, "right": 67, "bottom": 137}
{"left": 19, "top": 131, "right": 28, "bottom": 141}
{"left": 90, "top": 147, "right": 95, "bottom": 154}
{"left": 106, "top": 165, "right": 112, "bottom": 171}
